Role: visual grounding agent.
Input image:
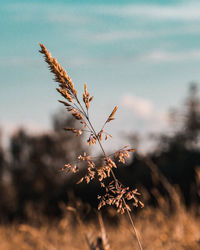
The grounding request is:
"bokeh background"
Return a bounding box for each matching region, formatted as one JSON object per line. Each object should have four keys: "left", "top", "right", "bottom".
{"left": 0, "top": 0, "right": 200, "bottom": 249}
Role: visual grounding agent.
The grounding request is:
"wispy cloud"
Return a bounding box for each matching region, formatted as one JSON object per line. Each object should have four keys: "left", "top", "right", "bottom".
{"left": 121, "top": 94, "right": 154, "bottom": 119}
{"left": 6, "top": 2, "right": 200, "bottom": 26}
{"left": 121, "top": 94, "right": 168, "bottom": 128}
{"left": 92, "top": 30, "right": 151, "bottom": 43}
{"left": 4, "top": 1, "right": 200, "bottom": 45}
{"left": 100, "top": 3, "right": 200, "bottom": 21}
{"left": 88, "top": 24, "right": 200, "bottom": 44}
{"left": 139, "top": 50, "right": 200, "bottom": 63}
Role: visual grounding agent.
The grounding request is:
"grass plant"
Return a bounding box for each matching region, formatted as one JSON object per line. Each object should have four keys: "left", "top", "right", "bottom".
{"left": 39, "top": 43, "right": 144, "bottom": 249}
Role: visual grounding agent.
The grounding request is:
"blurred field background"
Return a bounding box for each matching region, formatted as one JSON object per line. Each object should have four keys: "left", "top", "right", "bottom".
{"left": 1, "top": 0, "right": 200, "bottom": 249}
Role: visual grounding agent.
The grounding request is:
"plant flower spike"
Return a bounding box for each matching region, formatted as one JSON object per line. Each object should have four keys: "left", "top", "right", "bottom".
{"left": 39, "top": 43, "right": 144, "bottom": 250}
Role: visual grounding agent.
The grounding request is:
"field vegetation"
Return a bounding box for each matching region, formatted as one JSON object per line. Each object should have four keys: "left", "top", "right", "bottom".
{"left": 0, "top": 47, "right": 199, "bottom": 249}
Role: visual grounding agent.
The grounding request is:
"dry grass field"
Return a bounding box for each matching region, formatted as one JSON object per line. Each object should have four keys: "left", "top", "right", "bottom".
{"left": 0, "top": 44, "right": 194, "bottom": 250}
{"left": 0, "top": 44, "right": 199, "bottom": 250}
{"left": 0, "top": 200, "right": 199, "bottom": 250}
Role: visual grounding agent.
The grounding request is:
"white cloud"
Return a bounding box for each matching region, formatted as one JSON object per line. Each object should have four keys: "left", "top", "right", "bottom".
{"left": 100, "top": 3, "right": 200, "bottom": 21}
{"left": 6, "top": 2, "right": 200, "bottom": 25}
{"left": 121, "top": 94, "right": 168, "bottom": 128}
{"left": 93, "top": 30, "right": 151, "bottom": 43}
{"left": 121, "top": 94, "right": 154, "bottom": 119}
{"left": 140, "top": 50, "right": 200, "bottom": 63}
{"left": 83, "top": 23, "right": 200, "bottom": 44}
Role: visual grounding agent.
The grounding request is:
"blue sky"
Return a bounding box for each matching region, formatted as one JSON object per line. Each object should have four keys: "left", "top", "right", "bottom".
{"left": 1, "top": 0, "right": 200, "bottom": 151}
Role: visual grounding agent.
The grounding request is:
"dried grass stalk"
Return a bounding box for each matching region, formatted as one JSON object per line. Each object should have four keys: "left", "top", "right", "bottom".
{"left": 39, "top": 43, "right": 143, "bottom": 250}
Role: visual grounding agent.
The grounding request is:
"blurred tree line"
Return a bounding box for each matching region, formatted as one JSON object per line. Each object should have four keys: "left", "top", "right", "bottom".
{"left": 0, "top": 84, "right": 199, "bottom": 222}
{"left": 116, "top": 83, "right": 200, "bottom": 208}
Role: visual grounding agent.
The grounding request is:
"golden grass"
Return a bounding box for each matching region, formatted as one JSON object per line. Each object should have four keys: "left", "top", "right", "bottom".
{"left": 0, "top": 205, "right": 199, "bottom": 250}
